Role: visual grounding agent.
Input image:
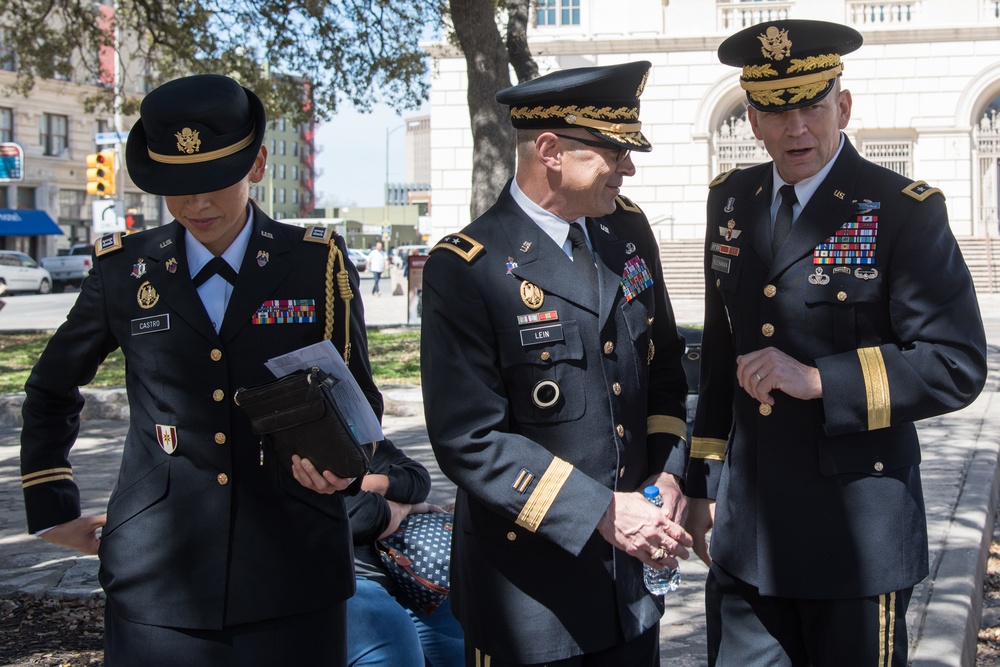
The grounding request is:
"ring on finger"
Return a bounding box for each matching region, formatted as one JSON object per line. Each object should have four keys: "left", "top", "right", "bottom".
{"left": 651, "top": 546, "right": 666, "bottom": 561}
{"left": 753, "top": 372, "right": 762, "bottom": 382}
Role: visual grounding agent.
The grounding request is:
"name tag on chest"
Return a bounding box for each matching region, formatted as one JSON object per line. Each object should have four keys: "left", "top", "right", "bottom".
{"left": 131, "top": 313, "right": 170, "bottom": 335}
{"left": 520, "top": 323, "right": 564, "bottom": 346}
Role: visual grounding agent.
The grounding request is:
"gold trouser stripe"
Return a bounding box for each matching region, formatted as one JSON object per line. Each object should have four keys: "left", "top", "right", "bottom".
{"left": 878, "top": 591, "right": 897, "bottom": 667}
{"left": 516, "top": 457, "right": 573, "bottom": 533}
{"left": 148, "top": 129, "right": 255, "bottom": 165}
{"left": 22, "top": 467, "right": 74, "bottom": 489}
{"left": 475, "top": 649, "right": 491, "bottom": 667}
{"left": 648, "top": 415, "right": 688, "bottom": 443}
{"left": 740, "top": 65, "right": 843, "bottom": 92}
{"left": 691, "top": 437, "right": 727, "bottom": 461}
{"left": 858, "top": 347, "right": 891, "bottom": 430}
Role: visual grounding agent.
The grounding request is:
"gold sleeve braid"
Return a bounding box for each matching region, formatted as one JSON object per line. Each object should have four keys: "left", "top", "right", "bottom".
{"left": 324, "top": 239, "right": 355, "bottom": 364}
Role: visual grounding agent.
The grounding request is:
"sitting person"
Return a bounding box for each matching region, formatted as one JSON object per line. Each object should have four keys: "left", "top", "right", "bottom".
{"left": 344, "top": 438, "right": 463, "bottom": 667}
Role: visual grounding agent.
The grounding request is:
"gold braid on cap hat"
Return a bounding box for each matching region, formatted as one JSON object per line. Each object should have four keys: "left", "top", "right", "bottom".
{"left": 510, "top": 105, "right": 642, "bottom": 134}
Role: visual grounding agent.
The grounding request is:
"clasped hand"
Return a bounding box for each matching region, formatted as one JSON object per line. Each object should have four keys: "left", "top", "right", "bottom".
{"left": 596, "top": 474, "right": 693, "bottom": 571}
{"left": 736, "top": 347, "right": 822, "bottom": 405}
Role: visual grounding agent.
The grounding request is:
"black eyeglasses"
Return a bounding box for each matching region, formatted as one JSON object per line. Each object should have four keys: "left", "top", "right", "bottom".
{"left": 551, "top": 133, "right": 631, "bottom": 163}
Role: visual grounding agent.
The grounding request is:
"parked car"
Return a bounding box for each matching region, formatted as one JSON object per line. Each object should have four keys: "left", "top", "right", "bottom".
{"left": 40, "top": 244, "right": 93, "bottom": 292}
{"left": 347, "top": 248, "right": 368, "bottom": 272}
{"left": 0, "top": 250, "right": 53, "bottom": 294}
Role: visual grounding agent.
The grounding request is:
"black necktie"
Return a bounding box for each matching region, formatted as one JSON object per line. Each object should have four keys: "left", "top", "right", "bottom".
{"left": 192, "top": 256, "right": 239, "bottom": 287}
{"left": 771, "top": 184, "right": 797, "bottom": 256}
{"left": 567, "top": 222, "right": 598, "bottom": 289}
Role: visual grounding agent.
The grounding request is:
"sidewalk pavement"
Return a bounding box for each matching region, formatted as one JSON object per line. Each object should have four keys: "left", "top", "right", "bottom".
{"left": 1, "top": 287, "right": 998, "bottom": 666}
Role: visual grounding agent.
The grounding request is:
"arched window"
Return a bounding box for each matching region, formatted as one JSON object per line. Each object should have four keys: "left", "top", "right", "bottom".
{"left": 714, "top": 105, "right": 769, "bottom": 174}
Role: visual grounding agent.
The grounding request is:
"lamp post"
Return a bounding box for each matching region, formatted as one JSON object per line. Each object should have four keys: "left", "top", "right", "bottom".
{"left": 384, "top": 123, "right": 406, "bottom": 233}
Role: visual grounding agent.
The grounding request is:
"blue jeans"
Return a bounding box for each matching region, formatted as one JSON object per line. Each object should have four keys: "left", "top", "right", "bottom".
{"left": 347, "top": 576, "right": 463, "bottom": 667}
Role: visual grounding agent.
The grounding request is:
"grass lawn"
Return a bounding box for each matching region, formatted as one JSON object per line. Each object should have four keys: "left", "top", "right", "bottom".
{"left": 0, "top": 329, "right": 421, "bottom": 395}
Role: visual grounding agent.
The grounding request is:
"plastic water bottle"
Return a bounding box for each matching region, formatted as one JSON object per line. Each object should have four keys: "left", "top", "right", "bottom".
{"left": 642, "top": 485, "right": 681, "bottom": 595}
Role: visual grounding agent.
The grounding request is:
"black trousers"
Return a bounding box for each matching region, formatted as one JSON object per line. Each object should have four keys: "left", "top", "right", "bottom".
{"left": 104, "top": 600, "right": 347, "bottom": 667}
{"left": 465, "top": 624, "right": 659, "bottom": 667}
{"left": 707, "top": 562, "right": 911, "bottom": 667}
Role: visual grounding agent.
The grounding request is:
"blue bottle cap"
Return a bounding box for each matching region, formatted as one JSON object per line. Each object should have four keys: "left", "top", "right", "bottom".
{"left": 643, "top": 485, "right": 660, "bottom": 499}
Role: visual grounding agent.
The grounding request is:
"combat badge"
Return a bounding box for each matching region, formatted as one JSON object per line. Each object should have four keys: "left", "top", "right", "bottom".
{"left": 520, "top": 281, "right": 544, "bottom": 310}
{"left": 808, "top": 267, "right": 830, "bottom": 285}
{"left": 137, "top": 281, "right": 159, "bottom": 309}
{"left": 156, "top": 424, "right": 178, "bottom": 455}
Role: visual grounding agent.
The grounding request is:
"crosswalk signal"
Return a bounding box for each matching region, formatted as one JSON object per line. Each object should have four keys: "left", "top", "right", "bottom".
{"left": 125, "top": 212, "right": 144, "bottom": 230}
{"left": 86, "top": 149, "right": 116, "bottom": 196}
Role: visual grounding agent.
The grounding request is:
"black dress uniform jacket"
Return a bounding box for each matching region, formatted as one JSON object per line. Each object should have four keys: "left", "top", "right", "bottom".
{"left": 20, "top": 203, "right": 380, "bottom": 629}
{"left": 687, "top": 137, "right": 987, "bottom": 599}
{"left": 421, "top": 186, "right": 690, "bottom": 664}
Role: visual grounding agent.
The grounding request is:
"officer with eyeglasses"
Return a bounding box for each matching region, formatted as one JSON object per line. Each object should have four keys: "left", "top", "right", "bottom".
{"left": 420, "top": 61, "right": 692, "bottom": 666}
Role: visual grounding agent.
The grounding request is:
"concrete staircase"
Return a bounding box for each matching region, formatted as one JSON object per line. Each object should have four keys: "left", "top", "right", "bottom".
{"left": 658, "top": 236, "right": 1000, "bottom": 303}
{"left": 958, "top": 237, "right": 1000, "bottom": 296}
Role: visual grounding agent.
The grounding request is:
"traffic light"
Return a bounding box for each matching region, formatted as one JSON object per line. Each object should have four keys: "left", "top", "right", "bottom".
{"left": 86, "top": 149, "right": 116, "bottom": 196}
{"left": 124, "top": 213, "right": 144, "bottom": 230}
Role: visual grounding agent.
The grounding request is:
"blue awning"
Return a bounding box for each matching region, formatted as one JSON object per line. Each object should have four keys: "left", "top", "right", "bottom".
{"left": 0, "top": 209, "right": 64, "bottom": 236}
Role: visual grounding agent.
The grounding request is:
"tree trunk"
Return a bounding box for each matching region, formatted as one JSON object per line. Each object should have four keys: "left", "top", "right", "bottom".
{"left": 448, "top": 0, "right": 516, "bottom": 220}
{"left": 506, "top": 0, "right": 539, "bottom": 83}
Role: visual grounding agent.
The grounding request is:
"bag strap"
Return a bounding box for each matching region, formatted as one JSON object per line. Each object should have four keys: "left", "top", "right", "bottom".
{"left": 324, "top": 235, "right": 355, "bottom": 364}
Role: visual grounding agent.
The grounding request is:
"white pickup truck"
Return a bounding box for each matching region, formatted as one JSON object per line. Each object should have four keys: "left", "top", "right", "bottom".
{"left": 41, "top": 244, "right": 93, "bottom": 292}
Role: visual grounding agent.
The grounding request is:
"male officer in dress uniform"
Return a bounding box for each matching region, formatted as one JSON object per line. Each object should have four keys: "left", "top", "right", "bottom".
{"left": 685, "top": 20, "right": 989, "bottom": 666}
{"left": 421, "top": 62, "right": 693, "bottom": 666}
{"left": 19, "top": 74, "right": 378, "bottom": 665}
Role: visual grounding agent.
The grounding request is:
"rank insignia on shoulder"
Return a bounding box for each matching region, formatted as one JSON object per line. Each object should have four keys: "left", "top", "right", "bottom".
{"left": 709, "top": 168, "right": 740, "bottom": 188}
{"left": 431, "top": 233, "right": 484, "bottom": 263}
{"left": 95, "top": 233, "right": 124, "bottom": 257}
{"left": 903, "top": 180, "right": 945, "bottom": 201}
{"left": 615, "top": 195, "right": 643, "bottom": 213}
{"left": 303, "top": 225, "right": 334, "bottom": 244}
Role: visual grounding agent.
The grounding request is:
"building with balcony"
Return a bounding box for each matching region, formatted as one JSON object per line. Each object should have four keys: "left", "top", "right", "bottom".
{"left": 426, "top": 0, "right": 1000, "bottom": 294}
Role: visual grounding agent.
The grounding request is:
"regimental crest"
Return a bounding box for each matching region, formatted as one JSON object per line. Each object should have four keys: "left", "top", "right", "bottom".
{"left": 131, "top": 259, "right": 147, "bottom": 279}
{"left": 758, "top": 26, "right": 792, "bottom": 61}
{"left": 175, "top": 128, "right": 201, "bottom": 155}
{"left": 156, "top": 424, "right": 178, "bottom": 455}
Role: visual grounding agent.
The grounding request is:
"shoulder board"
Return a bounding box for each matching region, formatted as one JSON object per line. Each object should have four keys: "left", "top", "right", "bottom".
{"left": 94, "top": 233, "right": 124, "bottom": 258}
{"left": 303, "top": 226, "right": 335, "bottom": 244}
{"left": 902, "top": 180, "right": 945, "bottom": 202}
{"left": 430, "top": 233, "right": 484, "bottom": 263}
{"left": 615, "top": 195, "right": 643, "bottom": 214}
{"left": 709, "top": 168, "right": 740, "bottom": 188}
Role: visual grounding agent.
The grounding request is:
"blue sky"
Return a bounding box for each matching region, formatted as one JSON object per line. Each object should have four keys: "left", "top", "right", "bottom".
{"left": 312, "top": 102, "right": 428, "bottom": 209}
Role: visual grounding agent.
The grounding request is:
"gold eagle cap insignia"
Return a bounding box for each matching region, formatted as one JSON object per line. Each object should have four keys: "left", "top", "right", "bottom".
{"left": 175, "top": 128, "right": 202, "bottom": 155}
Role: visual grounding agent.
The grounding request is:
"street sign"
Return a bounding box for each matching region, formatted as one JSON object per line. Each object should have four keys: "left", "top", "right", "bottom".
{"left": 0, "top": 143, "right": 24, "bottom": 182}
{"left": 94, "top": 131, "right": 129, "bottom": 145}
{"left": 92, "top": 200, "right": 125, "bottom": 233}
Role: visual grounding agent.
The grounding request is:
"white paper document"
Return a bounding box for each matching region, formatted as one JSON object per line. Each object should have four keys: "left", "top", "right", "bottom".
{"left": 265, "top": 341, "right": 384, "bottom": 444}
